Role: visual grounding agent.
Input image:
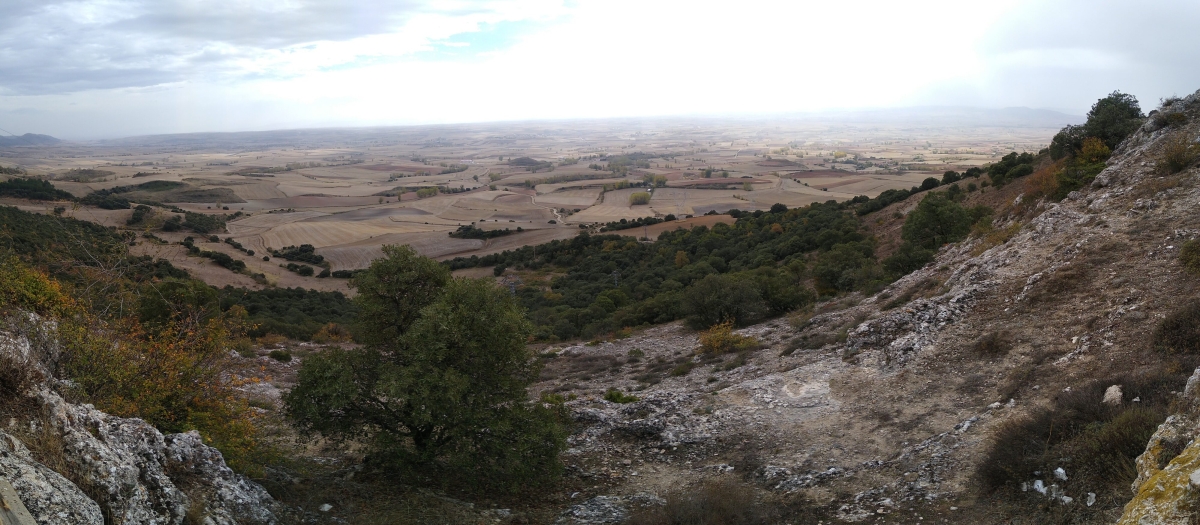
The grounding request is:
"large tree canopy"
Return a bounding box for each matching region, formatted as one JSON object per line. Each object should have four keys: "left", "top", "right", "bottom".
{"left": 285, "top": 245, "right": 565, "bottom": 493}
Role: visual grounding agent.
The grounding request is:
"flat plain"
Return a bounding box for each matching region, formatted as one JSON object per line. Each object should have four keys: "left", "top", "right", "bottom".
{"left": 0, "top": 111, "right": 1073, "bottom": 288}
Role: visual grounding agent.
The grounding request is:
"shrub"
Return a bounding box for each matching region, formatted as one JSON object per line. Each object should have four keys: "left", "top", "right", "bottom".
{"left": 0, "top": 257, "right": 75, "bottom": 316}
{"left": 976, "top": 372, "right": 1185, "bottom": 511}
{"left": 268, "top": 349, "right": 292, "bottom": 362}
{"left": 812, "top": 242, "right": 883, "bottom": 294}
{"left": 681, "top": 274, "right": 767, "bottom": 329}
{"left": 1151, "top": 111, "right": 1188, "bottom": 128}
{"left": 629, "top": 192, "right": 651, "bottom": 205}
{"left": 1024, "top": 159, "right": 1066, "bottom": 200}
{"left": 126, "top": 204, "right": 153, "bottom": 225}
{"left": 698, "top": 321, "right": 761, "bottom": 355}
{"left": 972, "top": 331, "right": 1011, "bottom": 357}
{"left": 1158, "top": 134, "right": 1199, "bottom": 175}
{"left": 60, "top": 306, "right": 266, "bottom": 474}
{"left": 670, "top": 361, "right": 695, "bottom": 377}
{"left": 882, "top": 243, "right": 934, "bottom": 276}
{"left": 1180, "top": 240, "right": 1200, "bottom": 275}
{"left": 603, "top": 388, "right": 640, "bottom": 404}
{"left": 311, "top": 322, "right": 351, "bottom": 343}
{"left": 1152, "top": 300, "right": 1200, "bottom": 354}
{"left": 1027, "top": 264, "right": 1088, "bottom": 304}
{"left": 901, "top": 193, "right": 985, "bottom": 250}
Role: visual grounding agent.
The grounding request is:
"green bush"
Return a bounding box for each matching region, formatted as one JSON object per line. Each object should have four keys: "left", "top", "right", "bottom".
{"left": 812, "top": 242, "right": 882, "bottom": 294}
{"left": 126, "top": 204, "right": 153, "bottom": 225}
{"left": 603, "top": 388, "right": 640, "bottom": 404}
{"left": 681, "top": 274, "right": 766, "bottom": 329}
{"left": 268, "top": 349, "right": 292, "bottom": 362}
{"left": 901, "top": 194, "right": 988, "bottom": 251}
{"left": 882, "top": 243, "right": 935, "bottom": 276}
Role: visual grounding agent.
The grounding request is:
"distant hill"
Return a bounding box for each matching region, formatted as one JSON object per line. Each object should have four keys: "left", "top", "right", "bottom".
{"left": 0, "top": 133, "right": 62, "bottom": 147}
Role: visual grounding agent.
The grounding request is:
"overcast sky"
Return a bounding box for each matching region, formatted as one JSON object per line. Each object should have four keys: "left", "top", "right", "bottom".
{"left": 1, "top": 0, "right": 1197, "bottom": 140}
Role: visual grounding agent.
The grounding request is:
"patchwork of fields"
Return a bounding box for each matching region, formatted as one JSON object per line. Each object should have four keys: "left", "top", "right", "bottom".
{"left": 0, "top": 115, "right": 1065, "bottom": 287}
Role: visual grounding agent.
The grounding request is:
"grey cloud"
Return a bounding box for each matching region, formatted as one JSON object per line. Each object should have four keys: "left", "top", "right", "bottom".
{"left": 912, "top": 0, "right": 1200, "bottom": 112}
{"left": 0, "top": 0, "right": 495, "bottom": 95}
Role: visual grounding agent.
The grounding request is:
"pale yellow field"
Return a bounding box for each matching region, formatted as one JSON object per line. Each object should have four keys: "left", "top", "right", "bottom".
{"left": 3, "top": 115, "right": 1063, "bottom": 290}
{"left": 534, "top": 188, "right": 602, "bottom": 207}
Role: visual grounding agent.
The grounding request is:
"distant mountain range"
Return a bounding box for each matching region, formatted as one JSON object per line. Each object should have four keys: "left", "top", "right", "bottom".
{"left": 0, "top": 133, "right": 61, "bottom": 147}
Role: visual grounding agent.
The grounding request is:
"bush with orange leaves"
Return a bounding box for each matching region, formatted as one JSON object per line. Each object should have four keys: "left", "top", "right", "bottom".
{"left": 311, "top": 322, "right": 351, "bottom": 343}
{"left": 1026, "top": 137, "right": 1110, "bottom": 202}
{"left": 698, "top": 320, "right": 762, "bottom": 355}
{"left": 0, "top": 258, "right": 268, "bottom": 475}
{"left": 1025, "top": 159, "right": 1067, "bottom": 201}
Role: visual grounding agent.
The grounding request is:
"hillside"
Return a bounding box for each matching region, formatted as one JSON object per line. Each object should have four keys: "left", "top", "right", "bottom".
{"left": 0, "top": 134, "right": 61, "bottom": 147}
{"left": 0, "top": 90, "right": 1195, "bottom": 524}
{"left": 530, "top": 91, "right": 1200, "bottom": 523}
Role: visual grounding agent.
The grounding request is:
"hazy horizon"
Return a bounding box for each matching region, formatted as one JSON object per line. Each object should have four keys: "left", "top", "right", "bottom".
{"left": 2, "top": 0, "right": 1197, "bottom": 140}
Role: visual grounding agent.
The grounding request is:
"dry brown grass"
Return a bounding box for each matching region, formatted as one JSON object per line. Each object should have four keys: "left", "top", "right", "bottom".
{"left": 1158, "top": 134, "right": 1199, "bottom": 175}
{"left": 628, "top": 479, "right": 826, "bottom": 525}
{"left": 970, "top": 221, "right": 1022, "bottom": 256}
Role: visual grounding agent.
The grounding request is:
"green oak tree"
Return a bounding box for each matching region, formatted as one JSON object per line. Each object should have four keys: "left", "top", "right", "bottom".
{"left": 285, "top": 245, "right": 565, "bottom": 493}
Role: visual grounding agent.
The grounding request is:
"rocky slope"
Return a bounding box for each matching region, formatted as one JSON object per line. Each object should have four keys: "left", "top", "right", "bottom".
{"left": 0, "top": 317, "right": 278, "bottom": 525}
{"left": 539, "top": 90, "right": 1200, "bottom": 523}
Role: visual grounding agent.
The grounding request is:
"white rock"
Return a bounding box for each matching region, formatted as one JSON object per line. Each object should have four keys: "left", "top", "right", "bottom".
{"left": 1087, "top": 492, "right": 1096, "bottom": 506}
{"left": 1189, "top": 469, "right": 1200, "bottom": 488}
{"left": 1054, "top": 467, "right": 1068, "bottom": 481}
{"left": 1033, "top": 480, "right": 1046, "bottom": 494}
{"left": 319, "top": 504, "right": 333, "bottom": 512}
{"left": 1103, "top": 385, "right": 1123, "bottom": 405}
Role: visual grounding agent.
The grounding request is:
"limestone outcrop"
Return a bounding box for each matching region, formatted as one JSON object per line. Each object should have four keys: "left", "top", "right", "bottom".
{"left": 0, "top": 321, "right": 277, "bottom": 525}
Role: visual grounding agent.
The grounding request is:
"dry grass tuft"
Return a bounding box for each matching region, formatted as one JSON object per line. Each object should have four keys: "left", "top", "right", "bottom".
{"left": 628, "top": 480, "right": 826, "bottom": 525}
{"left": 1158, "top": 134, "right": 1199, "bottom": 175}
{"left": 972, "top": 331, "right": 1012, "bottom": 357}
{"left": 1027, "top": 264, "right": 1089, "bottom": 304}
{"left": 1152, "top": 300, "right": 1200, "bottom": 355}
{"left": 976, "top": 371, "right": 1189, "bottom": 520}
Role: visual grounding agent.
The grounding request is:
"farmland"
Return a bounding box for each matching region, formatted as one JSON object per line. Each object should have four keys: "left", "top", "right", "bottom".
{"left": 0, "top": 111, "right": 1071, "bottom": 289}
